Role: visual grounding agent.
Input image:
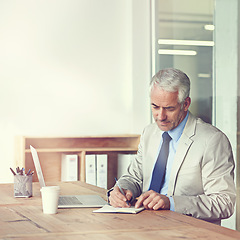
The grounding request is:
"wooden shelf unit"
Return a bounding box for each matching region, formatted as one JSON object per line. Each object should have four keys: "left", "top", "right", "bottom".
{"left": 15, "top": 135, "right": 140, "bottom": 189}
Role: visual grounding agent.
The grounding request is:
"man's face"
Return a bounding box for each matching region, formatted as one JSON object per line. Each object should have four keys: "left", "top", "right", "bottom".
{"left": 150, "top": 86, "right": 191, "bottom": 132}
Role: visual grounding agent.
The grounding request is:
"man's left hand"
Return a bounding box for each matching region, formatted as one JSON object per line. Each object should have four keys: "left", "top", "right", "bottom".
{"left": 135, "top": 190, "right": 170, "bottom": 210}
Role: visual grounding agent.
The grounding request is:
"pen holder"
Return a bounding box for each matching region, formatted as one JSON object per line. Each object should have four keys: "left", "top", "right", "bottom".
{"left": 14, "top": 175, "right": 32, "bottom": 198}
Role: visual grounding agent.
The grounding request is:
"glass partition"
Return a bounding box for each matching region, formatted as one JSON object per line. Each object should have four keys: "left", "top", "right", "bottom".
{"left": 152, "top": 0, "right": 214, "bottom": 123}
{"left": 152, "top": 0, "right": 240, "bottom": 230}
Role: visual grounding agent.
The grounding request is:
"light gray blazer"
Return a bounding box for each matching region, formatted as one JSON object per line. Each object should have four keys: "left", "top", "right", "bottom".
{"left": 118, "top": 112, "right": 236, "bottom": 225}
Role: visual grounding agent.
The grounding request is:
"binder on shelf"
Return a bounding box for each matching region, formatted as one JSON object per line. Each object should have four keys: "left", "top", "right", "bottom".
{"left": 96, "top": 154, "right": 108, "bottom": 189}
{"left": 117, "top": 154, "right": 135, "bottom": 178}
{"left": 85, "top": 154, "right": 97, "bottom": 186}
{"left": 61, "top": 154, "right": 78, "bottom": 181}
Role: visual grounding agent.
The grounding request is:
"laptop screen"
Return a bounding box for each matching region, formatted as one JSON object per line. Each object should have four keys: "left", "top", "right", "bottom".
{"left": 30, "top": 145, "right": 46, "bottom": 188}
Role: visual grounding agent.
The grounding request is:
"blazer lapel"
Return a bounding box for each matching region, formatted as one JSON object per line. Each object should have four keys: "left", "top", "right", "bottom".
{"left": 167, "top": 113, "right": 196, "bottom": 196}
{"left": 143, "top": 124, "right": 163, "bottom": 189}
{"left": 147, "top": 126, "right": 163, "bottom": 173}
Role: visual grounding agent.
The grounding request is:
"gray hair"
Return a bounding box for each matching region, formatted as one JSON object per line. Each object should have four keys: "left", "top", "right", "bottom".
{"left": 150, "top": 68, "right": 190, "bottom": 103}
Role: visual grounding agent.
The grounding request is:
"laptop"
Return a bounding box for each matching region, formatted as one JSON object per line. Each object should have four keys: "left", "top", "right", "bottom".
{"left": 30, "top": 145, "right": 107, "bottom": 208}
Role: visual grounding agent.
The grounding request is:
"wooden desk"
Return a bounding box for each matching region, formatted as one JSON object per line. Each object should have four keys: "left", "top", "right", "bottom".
{"left": 1, "top": 182, "right": 240, "bottom": 240}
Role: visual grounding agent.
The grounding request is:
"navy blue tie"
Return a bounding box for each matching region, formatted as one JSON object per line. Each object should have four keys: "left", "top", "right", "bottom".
{"left": 149, "top": 132, "right": 172, "bottom": 193}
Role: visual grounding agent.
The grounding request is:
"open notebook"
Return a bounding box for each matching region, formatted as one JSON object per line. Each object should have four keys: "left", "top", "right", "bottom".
{"left": 93, "top": 205, "right": 144, "bottom": 214}
{"left": 30, "top": 145, "right": 107, "bottom": 208}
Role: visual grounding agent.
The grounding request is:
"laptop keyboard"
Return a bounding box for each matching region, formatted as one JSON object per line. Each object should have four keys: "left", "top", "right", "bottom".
{"left": 58, "top": 196, "right": 83, "bottom": 205}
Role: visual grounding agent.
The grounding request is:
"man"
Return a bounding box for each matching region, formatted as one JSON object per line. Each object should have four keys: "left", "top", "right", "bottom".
{"left": 109, "top": 68, "right": 236, "bottom": 225}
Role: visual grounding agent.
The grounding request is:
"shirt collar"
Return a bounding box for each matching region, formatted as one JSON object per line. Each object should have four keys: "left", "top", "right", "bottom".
{"left": 168, "top": 111, "right": 189, "bottom": 142}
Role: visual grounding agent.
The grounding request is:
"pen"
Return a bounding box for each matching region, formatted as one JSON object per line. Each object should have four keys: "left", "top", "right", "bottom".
{"left": 10, "top": 168, "right": 16, "bottom": 176}
{"left": 115, "top": 177, "right": 130, "bottom": 206}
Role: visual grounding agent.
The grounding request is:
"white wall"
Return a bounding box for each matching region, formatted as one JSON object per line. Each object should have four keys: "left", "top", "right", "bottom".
{"left": 0, "top": 0, "right": 151, "bottom": 183}
{"left": 214, "top": 0, "right": 239, "bottom": 230}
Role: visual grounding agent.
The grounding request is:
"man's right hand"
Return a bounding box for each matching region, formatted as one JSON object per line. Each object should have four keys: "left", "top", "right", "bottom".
{"left": 108, "top": 186, "right": 133, "bottom": 208}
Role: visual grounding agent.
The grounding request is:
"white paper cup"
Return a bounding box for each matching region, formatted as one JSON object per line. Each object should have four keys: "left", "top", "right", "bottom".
{"left": 40, "top": 186, "right": 60, "bottom": 214}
